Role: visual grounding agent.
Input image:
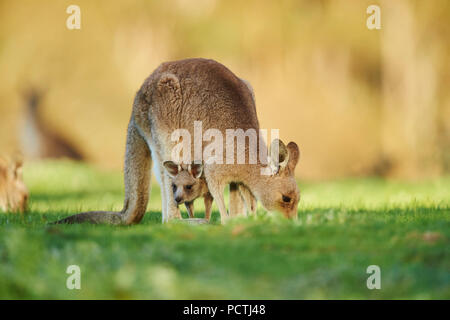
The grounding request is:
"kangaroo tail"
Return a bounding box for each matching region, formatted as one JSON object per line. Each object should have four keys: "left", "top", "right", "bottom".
{"left": 51, "top": 115, "right": 152, "bottom": 225}
{"left": 51, "top": 211, "right": 123, "bottom": 225}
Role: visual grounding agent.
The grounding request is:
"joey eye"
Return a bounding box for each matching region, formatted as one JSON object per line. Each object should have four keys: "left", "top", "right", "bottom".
{"left": 185, "top": 185, "right": 193, "bottom": 190}
{"left": 172, "top": 183, "right": 177, "bottom": 192}
{"left": 282, "top": 195, "right": 291, "bottom": 203}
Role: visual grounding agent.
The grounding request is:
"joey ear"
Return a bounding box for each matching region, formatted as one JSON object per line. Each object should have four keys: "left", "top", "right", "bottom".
{"left": 287, "top": 142, "right": 300, "bottom": 171}
{"left": 270, "top": 139, "right": 289, "bottom": 169}
{"left": 189, "top": 163, "right": 203, "bottom": 179}
{"left": 163, "top": 161, "right": 180, "bottom": 177}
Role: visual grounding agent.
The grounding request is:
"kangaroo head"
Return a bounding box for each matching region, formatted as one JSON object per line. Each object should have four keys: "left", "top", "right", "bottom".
{"left": 0, "top": 157, "right": 28, "bottom": 212}
{"left": 257, "top": 139, "right": 300, "bottom": 219}
{"left": 163, "top": 161, "right": 205, "bottom": 205}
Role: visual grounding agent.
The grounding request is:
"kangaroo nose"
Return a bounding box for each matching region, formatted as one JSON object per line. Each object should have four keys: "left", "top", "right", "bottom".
{"left": 175, "top": 196, "right": 183, "bottom": 204}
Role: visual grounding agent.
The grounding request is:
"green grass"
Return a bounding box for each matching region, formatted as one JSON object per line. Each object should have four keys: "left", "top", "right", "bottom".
{"left": 0, "top": 160, "right": 449, "bottom": 299}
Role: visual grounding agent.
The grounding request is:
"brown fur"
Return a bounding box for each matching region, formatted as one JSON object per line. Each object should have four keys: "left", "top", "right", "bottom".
{"left": 0, "top": 157, "right": 28, "bottom": 213}
{"left": 53, "top": 58, "right": 300, "bottom": 225}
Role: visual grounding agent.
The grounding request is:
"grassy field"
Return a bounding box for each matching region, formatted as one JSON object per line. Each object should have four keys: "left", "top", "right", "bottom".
{"left": 0, "top": 160, "right": 449, "bottom": 299}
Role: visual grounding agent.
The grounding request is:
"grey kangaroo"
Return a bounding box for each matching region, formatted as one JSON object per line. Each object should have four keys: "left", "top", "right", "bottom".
{"left": 54, "top": 58, "right": 300, "bottom": 225}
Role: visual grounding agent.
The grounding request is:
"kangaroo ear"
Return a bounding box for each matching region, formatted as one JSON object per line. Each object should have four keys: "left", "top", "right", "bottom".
{"left": 163, "top": 161, "right": 180, "bottom": 178}
{"left": 270, "top": 139, "right": 289, "bottom": 169}
{"left": 0, "top": 157, "right": 7, "bottom": 178}
{"left": 157, "top": 73, "right": 182, "bottom": 106}
{"left": 189, "top": 163, "right": 203, "bottom": 179}
{"left": 13, "top": 158, "right": 23, "bottom": 179}
{"left": 287, "top": 142, "right": 300, "bottom": 172}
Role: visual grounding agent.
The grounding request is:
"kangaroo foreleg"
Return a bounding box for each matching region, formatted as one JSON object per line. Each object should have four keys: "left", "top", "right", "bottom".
{"left": 238, "top": 184, "right": 257, "bottom": 215}
{"left": 204, "top": 192, "right": 213, "bottom": 221}
{"left": 207, "top": 180, "right": 228, "bottom": 224}
{"left": 185, "top": 201, "right": 194, "bottom": 218}
{"left": 229, "top": 182, "right": 245, "bottom": 217}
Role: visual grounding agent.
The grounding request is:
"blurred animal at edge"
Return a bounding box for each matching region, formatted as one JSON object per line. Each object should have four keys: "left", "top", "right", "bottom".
{"left": 20, "top": 88, "right": 84, "bottom": 160}
{"left": 0, "top": 156, "right": 28, "bottom": 213}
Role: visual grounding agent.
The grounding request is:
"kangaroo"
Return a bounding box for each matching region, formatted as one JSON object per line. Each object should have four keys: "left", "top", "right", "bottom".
{"left": 163, "top": 161, "right": 257, "bottom": 221}
{"left": 0, "top": 157, "right": 29, "bottom": 213}
{"left": 163, "top": 161, "right": 213, "bottom": 220}
{"left": 20, "top": 88, "right": 84, "bottom": 160}
{"left": 53, "top": 58, "right": 300, "bottom": 225}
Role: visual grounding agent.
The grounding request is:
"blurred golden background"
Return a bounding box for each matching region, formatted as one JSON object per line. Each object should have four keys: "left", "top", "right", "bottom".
{"left": 0, "top": 0, "right": 449, "bottom": 180}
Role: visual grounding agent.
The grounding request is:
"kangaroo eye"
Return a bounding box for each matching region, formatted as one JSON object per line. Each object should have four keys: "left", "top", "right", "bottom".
{"left": 282, "top": 195, "right": 291, "bottom": 203}
{"left": 185, "top": 185, "right": 193, "bottom": 190}
{"left": 172, "top": 183, "right": 177, "bottom": 192}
